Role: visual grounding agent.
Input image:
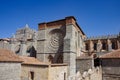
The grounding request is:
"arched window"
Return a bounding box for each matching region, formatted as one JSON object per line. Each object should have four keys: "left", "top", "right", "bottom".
{"left": 15, "top": 45, "right": 20, "bottom": 54}
{"left": 57, "top": 54, "right": 63, "bottom": 63}
{"left": 48, "top": 29, "right": 65, "bottom": 53}
{"left": 102, "top": 42, "right": 107, "bottom": 50}
{"left": 85, "top": 43, "right": 89, "bottom": 51}
{"left": 48, "top": 55, "right": 54, "bottom": 63}
{"left": 30, "top": 71, "right": 34, "bottom": 80}
{"left": 112, "top": 42, "right": 115, "bottom": 49}
{"left": 94, "top": 43, "right": 97, "bottom": 50}
{"left": 111, "top": 41, "right": 117, "bottom": 49}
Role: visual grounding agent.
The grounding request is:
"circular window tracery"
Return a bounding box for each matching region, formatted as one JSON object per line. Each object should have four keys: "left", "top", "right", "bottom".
{"left": 48, "top": 29, "right": 64, "bottom": 53}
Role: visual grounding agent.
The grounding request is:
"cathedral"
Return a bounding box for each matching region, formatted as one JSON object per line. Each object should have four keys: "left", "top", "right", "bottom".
{"left": 0, "top": 16, "right": 120, "bottom": 80}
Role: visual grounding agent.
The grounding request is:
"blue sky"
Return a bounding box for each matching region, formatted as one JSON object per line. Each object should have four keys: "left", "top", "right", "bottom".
{"left": 0, "top": 0, "right": 120, "bottom": 38}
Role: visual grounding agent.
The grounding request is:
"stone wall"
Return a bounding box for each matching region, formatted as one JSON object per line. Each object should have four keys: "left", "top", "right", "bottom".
{"left": 21, "top": 64, "right": 68, "bottom": 80}
{"left": 0, "top": 41, "right": 10, "bottom": 50}
{"left": 75, "top": 67, "right": 102, "bottom": 80}
{"left": 49, "top": 65, "right": 68, "bottom": 80}
{"left": 37, "top": 26, "right": 66, "bottom": 63}
{"left": 63, "top": 24, "right": 77, "bottom": 77}
{"left": 0, "top": 40, "right": 37, "bottom": 57}
{"left": 76, "top": 58, "right": 94, "bottom": 74}
{"left": 84, "top": 35, "right": 120, "bottom": 55}
{"left": 101, "top": 58, "right": 120, "bottom": 80}
{"left": 21, "top": 64, "right": 49, "bottom": 80}
{"left": 37, "top": 17, "right": 86, "bottom": 80}
{"left": 0, "top": 62, "right": 21, "bottom": 80}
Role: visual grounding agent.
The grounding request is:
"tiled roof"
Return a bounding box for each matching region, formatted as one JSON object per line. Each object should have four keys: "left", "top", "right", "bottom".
{"left": 77, "top": 53, "right": 93, "bottom": 59}
{"left": 0, "top": 48, "right": 22, "bottom": 62}
{"left": 0, "top": 48, "right": 69, "bottom": 66}
{"left": 20, "top": 56, "right": 67, "bottom": 66}
{"left": 100, "top": 49, "right": 120, "bottom": 58}
{"left": 19, "top": 56, "right": 49, "bottom": 66}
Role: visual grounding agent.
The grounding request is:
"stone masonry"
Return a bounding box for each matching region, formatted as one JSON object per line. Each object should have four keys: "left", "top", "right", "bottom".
{"left": 37, "top": 16, "right": 86, "bottom": 78}
{"left": 0, "top": 16, "right": 120, "bottom": 80}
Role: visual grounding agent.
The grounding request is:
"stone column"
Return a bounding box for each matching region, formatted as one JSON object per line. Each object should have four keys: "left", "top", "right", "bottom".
{"left": 117, "top": 40, "right": 120, "bottom": 49}
{"left": 82, "top": 42, "right": 86, "bottom": 52}
{"left": 90, "top": 40, "right": 94, "bottom": 52}
{"left": 107, "top": 39, "right": 112, "bottom": 51}
{"left": 32, "top": 32, "right": 37, "bottom": 49}
{"left": 97, "top": 40, "right": 102, "bottom": 52}
{"left": 97, "top": 40, "right": 102, "bottom": 57}
{"left": 63, "top": 17, "right": 76, "bottom": 80}
{"left": 19, "top": 41, "right": 26, "bottom": 55}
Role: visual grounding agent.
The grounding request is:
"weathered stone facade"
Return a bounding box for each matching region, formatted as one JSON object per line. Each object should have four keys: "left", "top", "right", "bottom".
{"left": 21, "top": 64, "right": 68, "bottom": 80}
{"left": 0, "top": 62, "right": 21, "bottom": 80}
{"left": 0, "top": 24, "right": 37, "bottom": 57}
{"left": 101, "top": 59, "right": 120, "bottom": 80}
{"left": 37, "top": 17, "right": 86, "bottom": 78}
{"left": 76, "top": 57, "right": 94, "bottom": 74}
{"left": 0, "top": 16, "right": 120, "bottom": 80}
{"left": 100, "top": 49, "right": 120, "bottom": 80}
{"left": 0, "top": 48, "right": 22, "bottom": 80}
{"left": 84, "top": 34, "right": 120, "bottom": 56}
{"left": 75, "top": 67, "right": 102, "bottom": 80}
{"left": 21, "top": 64, "right": 49, "bottom": 80}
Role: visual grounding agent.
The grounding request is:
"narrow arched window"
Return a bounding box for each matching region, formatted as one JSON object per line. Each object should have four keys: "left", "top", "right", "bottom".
{"left": 85, "top": 43, "right": 89, "bottom": 51}
{"left": 48, "top": 55, "right": 54, "bottom": 63}
{"left": 112, "top": 41, "right": 117, "bottom": 49}
{"left": 102, "top": 42, "right": 107, "bottom": 50}
{"left": 94, "top": 43, "right": 97, "bottom": 50}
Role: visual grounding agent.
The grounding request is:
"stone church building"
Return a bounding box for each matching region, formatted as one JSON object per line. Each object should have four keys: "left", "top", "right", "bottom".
{"left": 0, "top": 16, "right": 120, "bottom": 80}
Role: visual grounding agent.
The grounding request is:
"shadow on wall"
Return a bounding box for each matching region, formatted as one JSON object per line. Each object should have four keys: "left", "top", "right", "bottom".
{"left": 27, "top": 46, "right": 36, "bottom": 58}
{"left": 48, "top": 26, "right": 66, "bottom": 63}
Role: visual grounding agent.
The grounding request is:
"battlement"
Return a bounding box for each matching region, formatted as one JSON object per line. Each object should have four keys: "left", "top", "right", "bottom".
{"left": 85, "top": 34, "right": 119, "bottom": 40}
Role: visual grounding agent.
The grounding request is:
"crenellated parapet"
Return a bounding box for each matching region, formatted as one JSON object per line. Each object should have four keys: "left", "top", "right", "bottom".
{"left": 84, "top": 33, "right": 120, "bottom": 55}
{"left": 85, "top": 34, "right": 118, "bottom": 40}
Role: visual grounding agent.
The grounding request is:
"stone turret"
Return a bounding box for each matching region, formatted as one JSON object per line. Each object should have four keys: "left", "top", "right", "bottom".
{"left": 15, "top": 24, "right": 36, "bottom": 40}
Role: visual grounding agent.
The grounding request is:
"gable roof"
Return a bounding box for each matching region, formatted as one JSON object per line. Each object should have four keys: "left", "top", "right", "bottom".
{"left": 100, "top": 49, "right": 120, "bottom": 58}
{"left": 0, "top": 48, "right": 22, "bottom": 62}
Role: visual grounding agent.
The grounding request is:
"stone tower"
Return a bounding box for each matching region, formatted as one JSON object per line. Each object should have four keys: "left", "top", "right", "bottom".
{"left": 37, "top": 16, "right": 86, "bottom": 78}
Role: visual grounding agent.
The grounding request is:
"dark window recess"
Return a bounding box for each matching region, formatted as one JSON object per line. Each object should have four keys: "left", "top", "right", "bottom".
{"left": 94, "top": 58, "right": 100, "bottom": 67}
{"left": 30, "top": 71, "right": 34, "bottom": 80}
{"left": 102, "top": 42, "right": 106, "bottom": 50}
{"left": 48, "top": 55, "right": 54, "bottom": 63}
{"left": 94, "top": 43, "right": 97, "bottom": 50}
{"left": 112, "top": 42, "right": 116, "bottom": 49}
{"left": 85, "top": 43, "right": 89, "bottom": 50}
{"left": 64, "top": 73, "right": 66, "bottom": 80}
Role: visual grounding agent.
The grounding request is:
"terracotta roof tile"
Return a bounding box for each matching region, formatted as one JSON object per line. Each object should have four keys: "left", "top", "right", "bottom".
{"left": 0, "top": 48, "right": 22, "bottom": 62}
{"left": 77, "top": 53, "right": 94, "bottom": 59}
{"left": 20, "top": 56, "right": 67, "bottom": 66}
{"left": 100, "top": 49, "right": 120, "bottom": 58}
{"left": 19, "top": 56, "right": 49, "bottom": 66}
